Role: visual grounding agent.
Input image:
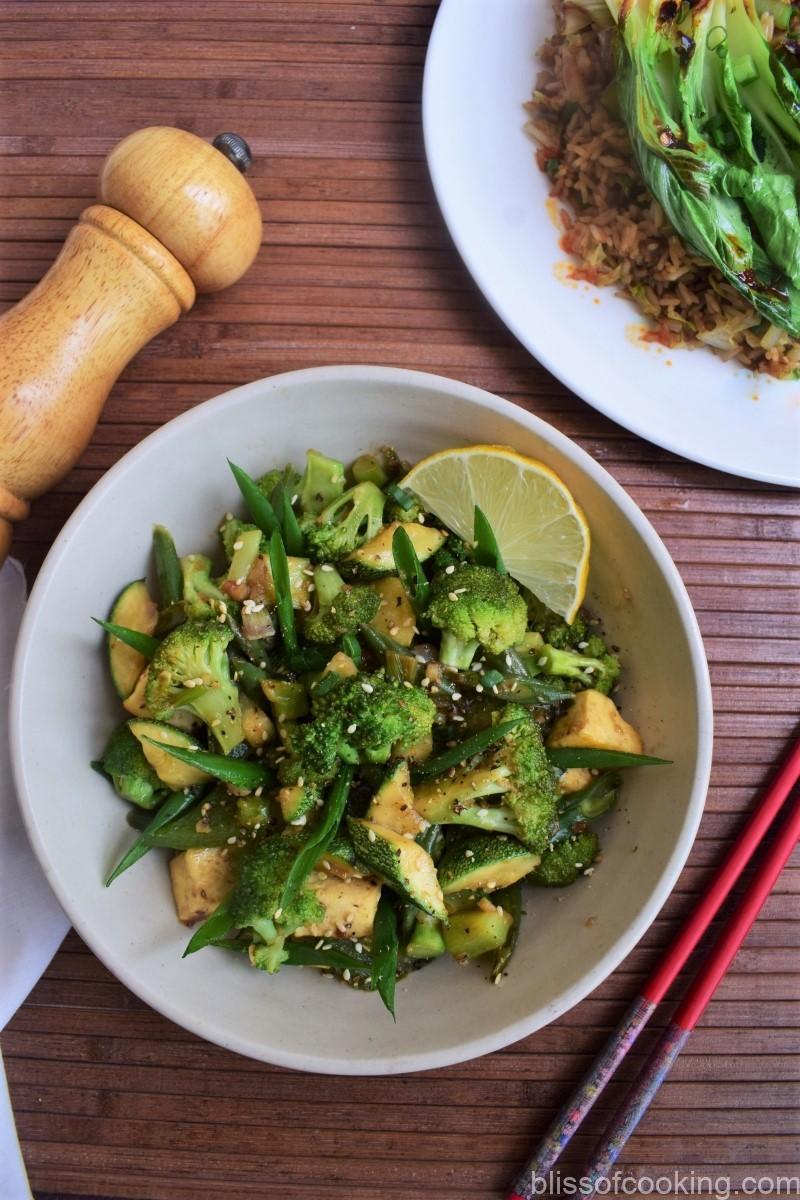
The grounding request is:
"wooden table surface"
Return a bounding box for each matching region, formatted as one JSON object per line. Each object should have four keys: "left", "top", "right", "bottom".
{"left": 2, "top": 3, "right": 799, "bottom": 1197}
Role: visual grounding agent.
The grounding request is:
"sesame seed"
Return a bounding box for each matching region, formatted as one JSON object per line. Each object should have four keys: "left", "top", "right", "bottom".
{"left": 291, "top": 494, "right": 299, "bottom": 505}
{"left": 583, "top": 867, "right": 595, "bottom": 876}
{"left": 464, "top": 849, "right": 475, "bottom": 859}
{"left": 574, "top": 863, "right": 583, "bottom": 870}
{"left": 361, "top": 682, "right": 374, "bottom": 694}
{"left": 451, "top": 692, "right": 462, "bottom": 701}
{"left": 232, "top": 540, "right": 244, "bottom": 551}
{"left": 389, "top": 625, "right": 400, "bottom": 636}
{"left": 454, "top": 587, "right": 467, "bottom": 595}
{"left": 496, "top": 906, "right": 504, "bottom": 915}
{"left": 584, "top": 666, "right": 595, "bottom": 675}
{"left": 259, "top": 661, "right": 267, "bottom": 668}
{"left": 421, "top": 677, "right": 431, "bottom": 688}
{"left": 211, "top": 718, "right": 221, "bottom": 727}
{"left": 475, "top": 684, "right": 484, "bottom": 693}
{"left": 367, "top": 828, "right": 377, "bottom": 843}
{"left": 343, "top": 969, "right": 352, "bottom": 982}
{"left": 227, "top": 836, "right": 237, "bottom": 845}
{"left": 505, "top": 654, "right": 513, "bottom": 667}
{"left": 303, "top": 601, "right": 312, "bottom": 611}
{"left": 184, "top": 679, "right": 197, "bottom": 689}
{"left": 538, "top": 656, "right": 548, "bottom": 666}
{"left": 225, "top": 512, "right": 234, "bottom": 521}
{"left": 452, "top": 714, "right": 465, "bottom": 722}
{"left": 274, "top": 908, "right": 283, "bottom": 920}
{"left": 330, "top": 605, "right": 337, "bottom": 614}
{"left": 308, "top": 583, "right": 315, "bottom": 593}
{"left": 322, "top": 943, "right": 333, "bottom": 951}
{"left": 347, "top": 723, "right": 358, "bottom": 734}
{"left": 492, "top": 684, "right": 499, "bottom": 695}
{"left": 417, "top": 514, "right": 425, "bottom": 523}
{"left": 448, "top": 592, "right": 459, "bottom": 602}
{"left": 355, "top": 942, "right": 364, "bottom": 954}
{"left": 254, "top": 786, "right": 263, "bottom": 797}
{"left": 412, "top": 625, "right": 420, "bottom": 635}
{"left": 494, "top": 974, "right": 503, "bottom": 986}
{"left": 445, "top": 565, "right": 456, "bottom": 575}
{"left": 297, "top": 776, "right": 305, "bottom": 787}
{"left": 403, "top": 680, "right": 412, "bottom": 689}
{"left": 486, "top": 880, "right": 497, "bottom": 889}
{"left": 291, "top": 815, "right": 308, "bottom": 826}
{"left": 578, "top": 641, "right": 589, "bottom": 649}
{"left": 321, "top": 563, "right": 335, "bottom": 572}
{"left": 315, "top": 939, "right": 324, "bottom": 950}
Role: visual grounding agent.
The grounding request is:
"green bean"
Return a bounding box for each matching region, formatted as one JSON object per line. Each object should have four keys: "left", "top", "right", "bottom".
{"left": 183, "top": 897, "right": 234, "bottom": 957}
{"left": 473, "top": 505, "right": 506, "bottom": 574}
{"left": 340, "top": 633, "right": 362, "bottom": 666}
{"left": 359, "top": 623, "right": 420, "bottom": 681}
{"left": 268, "top": 528, "right": 298, "bottom": 655}
{"left": 372, "top": 891, "right": 399, "bottom": 1018}
{"left": 278, "top": 764, "right": 354, "bottom": 913}
{"left": 140, "top": 737, "right": 273, "bottom": 790}
{"left": 92, "top": 618, "right": 159, "bottom": 659}
{"left": 490, "top": 882, "right": 522, "bottom": 983}
{"left": 228, "top": 459, "right": 279, "bottom": 538}
{"left": 272, "top": 482, "right": 306, "bottom": 556}
{"left": 352, "top": 454, "right": 389, "bottom": 488}
{"left": 152, "top": 525, "right": 183, "bottom": 609}
{"left": 392, "top": 524, "right": 430, "bottom": 613}
{"left": 412, "top": 717, "right": 524, "bottom": 779}
{"left": 547, "top": 748, "right": 672, "bottom": 769}
{"left": 142, "top": 795, "right": 241, "bottom": 849}
{"left": 556, "top": 770, "right": 620, "bottom": 817}
{"left": 286, "top": 938, "right": 372, "bottom": 972}
{"left": 105, "top": 787, "right": 200, "bottom": 885}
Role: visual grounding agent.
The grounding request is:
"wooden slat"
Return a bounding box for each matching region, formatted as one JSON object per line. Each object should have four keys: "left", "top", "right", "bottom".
{"left": 1, "top": 3, "right": 799, "bottom": 1198}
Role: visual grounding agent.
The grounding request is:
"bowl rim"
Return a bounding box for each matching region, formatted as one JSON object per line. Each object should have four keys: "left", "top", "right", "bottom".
{"left": 10, "top": 364, "right": 714, "bottom": 1075}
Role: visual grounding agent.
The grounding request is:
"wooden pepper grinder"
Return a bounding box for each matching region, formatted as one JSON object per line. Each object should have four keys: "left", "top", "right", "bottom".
{"left": 0, "top": 126, "right": 263, "bottom": 564}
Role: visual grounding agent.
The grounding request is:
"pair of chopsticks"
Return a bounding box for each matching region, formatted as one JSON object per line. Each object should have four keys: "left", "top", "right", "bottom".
{"left": 508, "top": 737, "right": 800, "bottom": 1200}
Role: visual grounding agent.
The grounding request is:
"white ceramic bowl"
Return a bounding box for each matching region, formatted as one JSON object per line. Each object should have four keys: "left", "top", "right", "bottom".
{"left": 423, "top": 0, "right": 800, "bottom": 486}
{"left": 11, "top": 366, "right": 712, "bottom": 1074}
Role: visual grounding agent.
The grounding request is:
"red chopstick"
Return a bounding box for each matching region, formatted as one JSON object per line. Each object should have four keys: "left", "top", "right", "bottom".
{"left": 583, "top": 780, "right": 800, "bottom": 1192}
{"left": 507, "top": 737, "right": 800, "bottom": 1200}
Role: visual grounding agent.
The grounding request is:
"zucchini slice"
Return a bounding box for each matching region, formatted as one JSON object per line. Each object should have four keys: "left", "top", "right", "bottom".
{"left": 107, "top": 580, "right": 158, "bottom": 699}
{"left": 345, "top": 521, "right": 446, "bottom": 577}
{"left": 348, "top": 817, "right": 447, "bottom": 920}
{"left": 368, "top": 576, "right": 416, "bottom": 647}
{"left": 443, "top": 907, "right": 513, "bottom": 959}
{"left": 437, "top": 833, "right": 540, "bottom": 896}
{"left": 365, "top": 761, "right": 426, "bottom": 838}
{"left": 128, "top": 719, "right": 210, "bottom": 790}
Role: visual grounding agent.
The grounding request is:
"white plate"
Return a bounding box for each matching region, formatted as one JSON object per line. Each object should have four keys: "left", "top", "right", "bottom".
{"left": 11, "top": 366, "right": 712, "bottom": 1074}
{"left": 423, "top": 0, "right": 800, "bottom": 486}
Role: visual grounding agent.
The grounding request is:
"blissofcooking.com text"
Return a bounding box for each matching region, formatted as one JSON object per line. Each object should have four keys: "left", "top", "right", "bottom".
{"left": 526, "top": 1171, "right": 800, "bottom": 1199}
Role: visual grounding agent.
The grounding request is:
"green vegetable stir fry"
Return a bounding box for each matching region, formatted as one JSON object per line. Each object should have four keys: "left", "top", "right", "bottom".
{"left": 93, "top": 446, "right": 668, "bottom": 1015}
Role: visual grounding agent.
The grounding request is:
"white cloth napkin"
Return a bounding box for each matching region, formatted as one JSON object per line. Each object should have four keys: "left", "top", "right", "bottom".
{"left": 0, "top": 558, "right": 70, "bottom": 1200}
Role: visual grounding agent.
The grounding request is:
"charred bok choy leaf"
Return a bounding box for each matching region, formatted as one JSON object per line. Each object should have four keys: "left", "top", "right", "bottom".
{"left": 607, "top": 0, "right": 800, "bottom": 335}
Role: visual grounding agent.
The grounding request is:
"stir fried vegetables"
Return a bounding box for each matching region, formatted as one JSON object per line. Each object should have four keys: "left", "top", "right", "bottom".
{"left": 92, "top": 445, "right": 667, "bottom": 1015}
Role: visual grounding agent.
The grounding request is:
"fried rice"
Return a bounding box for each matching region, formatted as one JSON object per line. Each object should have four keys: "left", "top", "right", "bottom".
{"left": 526, "top": 4, "right": 800, "bottom": 378}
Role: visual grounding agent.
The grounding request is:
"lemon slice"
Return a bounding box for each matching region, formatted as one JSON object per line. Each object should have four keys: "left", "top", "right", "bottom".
{"left": 401, "top": 444, "right": 590, "bottom": 622}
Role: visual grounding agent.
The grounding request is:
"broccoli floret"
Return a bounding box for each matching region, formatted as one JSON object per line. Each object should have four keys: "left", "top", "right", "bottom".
{"left": 95, "top": 723, "right": 163, "bottom": 809}
{"left": 181, "top": 554, "right": 226, "bottom": 620}
{"left": 145, "top": 621, "right": 244, "bottom": 752}
{"left": 219, "top": 516, "right": 259, "bottom": 561}
{"left": 428, "top": 533, "right": 470, "bottom": 574}
{"left": 384, "top": 490, "right": 423, "bottom": 524}
{"left": 277, "top": 715, "right": 343, "bottom": 789}
{"left": 301, "top": 482, "right": 385, "bottom": 562}
{"left": 314, "top": 671, "right": 436, "bottom": 764}
{"left": 527, "top": 598, "right": 609, "bottom": 659}
{"left": 230, "top": 834, "right": 325, "bottom": 973}
{"left": 530, "top": 830, "right": 599, "bottom": 887}
{"left": 256, "top": 463, "right": 302, "bottom": 503}
{"left": 414, "top": 705, "right": 558, "bottom": 852}
{"left": 298, "top": 449, "right": 346, "bottom": 515}
{"left": 428, "top": 564, "right": 528, "bottom": 668}
{"left": 303, "top": 565, "right": 380, "bottom": 644}
{"left": 538, "top": 643, "right": 621, "bottom": 695}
